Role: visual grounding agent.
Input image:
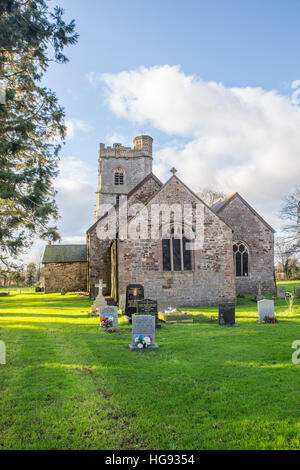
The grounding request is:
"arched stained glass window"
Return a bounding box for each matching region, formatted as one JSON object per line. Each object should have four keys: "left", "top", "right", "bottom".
{"left": 233, "top": 241, "right": 249, "bottom": 277}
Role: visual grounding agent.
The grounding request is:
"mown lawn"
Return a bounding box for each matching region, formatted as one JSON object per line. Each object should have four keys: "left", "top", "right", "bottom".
{"left": 0, "top": 283, "right": 300, "bottom": 450}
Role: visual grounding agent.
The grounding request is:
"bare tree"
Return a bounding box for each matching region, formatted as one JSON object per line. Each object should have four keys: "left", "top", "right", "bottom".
{"left": 197, "top": 187, "right": 225, "bottom": 207}
{"left": 275, "top": 236, "right": 299, "bottom": 279}
{"left": 281, "top": 186, "right": 300, "bottom": 250}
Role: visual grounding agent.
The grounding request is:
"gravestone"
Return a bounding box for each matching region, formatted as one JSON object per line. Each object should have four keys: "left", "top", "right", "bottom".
{"left": 125, "top": 284, "right": 144, "bottom": 317}
{"left": 294, "top": 286, "right": 300, "bottom": 298}
{"left": 258, "top": 299, "right": 275, "bottom": 322}
{"left": 100, "top": 305, "right": 119, "bottom": 329}
{"left": 137, "top": 299, "right": 161, "bottom": 329}
{"left": 276, "top": 286, "right": 286, "bottom": 298}
{"left": 218, "top": 303, "right": 236, "bottom": 326}
{"left": 129, "top": 315, "right": 158, "bottom": 350}
{"left": 91, "top": 280, "right": 107, "bottom": 313}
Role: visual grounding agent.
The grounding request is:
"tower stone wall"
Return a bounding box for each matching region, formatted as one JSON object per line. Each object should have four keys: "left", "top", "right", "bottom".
{"left": 95, "top": 136, "right": 153, "bottom": 221}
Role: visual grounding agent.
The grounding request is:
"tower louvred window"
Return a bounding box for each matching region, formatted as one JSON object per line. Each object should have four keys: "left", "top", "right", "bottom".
{"left": 114, "top": 168, "right": 124, "bottom": 186}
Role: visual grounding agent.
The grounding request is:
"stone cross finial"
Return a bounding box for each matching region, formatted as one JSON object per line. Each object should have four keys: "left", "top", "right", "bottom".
{"left": 170, "top": 167, "right": 177, "bottom": 176}
{"left": 258, "top": 282, "right": 262, "bottom": 296}
{"left": 95, "top": 280, "right": 106, "bottom": 291}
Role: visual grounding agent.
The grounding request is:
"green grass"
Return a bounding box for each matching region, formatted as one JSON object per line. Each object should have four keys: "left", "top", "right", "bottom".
{"left": 277, "top": 279, "right": 300, "bottom": 291}
{"left": 0, "top": 287, "right": 35, "bottom": 293}
{"left": 0, "top": 285, "right": 300, "bottom": 450}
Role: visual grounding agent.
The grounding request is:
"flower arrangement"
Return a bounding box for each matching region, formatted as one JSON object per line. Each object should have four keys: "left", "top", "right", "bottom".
{"left": 134, "top": 334, "right": 153, "bottom": 349}
{"left": 100, "top": 315, "right": 113, "bottom": 329}
{"left": 263, "top": 316, "right": 278, "bottom": 324}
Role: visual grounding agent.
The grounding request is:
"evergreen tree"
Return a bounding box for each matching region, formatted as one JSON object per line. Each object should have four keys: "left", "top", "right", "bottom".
{"left": 26, "top": 262, "right": 37, "bottom": 286}
{"left": 0, "top": 0, "right": 78, "bottom": 266}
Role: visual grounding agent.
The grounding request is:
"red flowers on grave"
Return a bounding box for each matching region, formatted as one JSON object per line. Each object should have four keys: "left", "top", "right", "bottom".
{"left": 263, "top": 316, "right": 278, "bottom": 324}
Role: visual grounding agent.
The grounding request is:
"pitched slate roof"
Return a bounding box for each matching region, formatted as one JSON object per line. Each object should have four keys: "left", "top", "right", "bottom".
{"left": 42, "top": 245, "right": 87, "bottom": 264}
{"left": 211, "top": 192, "right": 275, "bottom": 233}
{"left": 210, "top": 193, "right": 237, "bottom": 213}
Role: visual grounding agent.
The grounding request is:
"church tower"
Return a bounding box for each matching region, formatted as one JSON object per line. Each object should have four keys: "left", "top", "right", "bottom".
{"left": 94, "top": 135, "right": 153, "bottom": 221}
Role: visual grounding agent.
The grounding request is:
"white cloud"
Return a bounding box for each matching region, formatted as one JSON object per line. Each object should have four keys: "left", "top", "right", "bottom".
{"left": 94, "top": 65, "right": 300, "bottom": 230}
{"left": 65, "top": 119, "right": 93, "bottom": 140}
{"left": 105, "top": 132, "right": 131, "bottom": 146}
{"left": 55, "top": 156, "right": 95, "bottom": 241}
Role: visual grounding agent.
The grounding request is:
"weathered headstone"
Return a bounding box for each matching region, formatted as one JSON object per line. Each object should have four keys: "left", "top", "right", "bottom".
{"left": 219, "top": 303, "right": 236, "bottom": 326}
{"left": 125, "top": 284, "right": 144, "bottom": 317}
{"left": 258, "top": 299, "right": 275, "bottom": 322}
{"left": 294, "top": 286, "right": 300, "bottom": 298}
{"left": 137, "top": 299, "right": 161, "bottom": 329}
{"left": 91, "top": 280, "right": 107, "bottom": 313}
{"left": 100, "top": 305, "right": 119, "bottom": 329}
{"left": 129, "top": 315, "right": 158, "bottom": 350}
{"left": 276, "top": 286, "right": 286, "bottom": 298}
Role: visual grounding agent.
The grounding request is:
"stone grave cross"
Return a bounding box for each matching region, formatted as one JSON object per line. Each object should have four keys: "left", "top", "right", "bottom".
{"left": 90, "top": 279, "right": 107, "bottom": 313}
{"left": 95, "top": 280, "right": 106, "bottom": 293}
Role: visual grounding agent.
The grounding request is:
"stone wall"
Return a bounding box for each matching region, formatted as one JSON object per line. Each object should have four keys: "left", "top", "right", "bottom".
{"left": 88, "top": 174, "right": 162, "bottom": 298}
{"left": 95, "top": 136, "right": 153, "bottom": 220}
{"left": 44, "top": 262, "right": 87, "bottom": 294}
{"left": 87, "top": 232, "right": 111, "bottom": 298}
{"left": 117, "top": 177, "right": 236, "bottom": 308}
{"left": 218, "top": 196, "right": 275, "bottom": 295}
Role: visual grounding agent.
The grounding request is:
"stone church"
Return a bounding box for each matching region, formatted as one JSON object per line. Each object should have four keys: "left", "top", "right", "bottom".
{"left": 43, "top": 135, "right": 275, "bottom": 307}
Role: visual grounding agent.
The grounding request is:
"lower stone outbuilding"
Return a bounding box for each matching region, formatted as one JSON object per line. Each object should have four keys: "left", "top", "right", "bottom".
{"left": 42, "top": 245, "right": 87, "bottom": 294}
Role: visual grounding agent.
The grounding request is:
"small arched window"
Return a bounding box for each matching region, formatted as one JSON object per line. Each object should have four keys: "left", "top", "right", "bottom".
{"left": 114, "top": 168, "right": 124, "bottom": 186}
{"left": 162, "top": 226, "right": 192, "bottom": 272}
{"left": 233, "top": 241, "right": 249, "bottom": 277}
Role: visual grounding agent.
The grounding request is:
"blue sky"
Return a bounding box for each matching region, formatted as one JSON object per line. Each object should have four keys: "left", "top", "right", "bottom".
{"left": 28, "top": 0, "right": 300, "bottom": 260}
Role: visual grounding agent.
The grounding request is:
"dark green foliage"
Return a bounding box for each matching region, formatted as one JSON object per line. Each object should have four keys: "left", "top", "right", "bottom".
{"left": 25, "top": 261, "right": 37, "bottom": 286}
{"left": 0, "top": 0, "right": 78, "bottom": 266}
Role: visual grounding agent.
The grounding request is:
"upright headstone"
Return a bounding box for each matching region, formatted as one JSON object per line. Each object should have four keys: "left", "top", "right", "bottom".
{"left": 218, "top": 303, "right": 236, "bottom": 326}
{"left": 258, "top": 299, "right": 275, "bottom": 322}
{"left": 100, "top": 305, "right": 119, "bottom": 329}
{"left": 91, "top": 280, "right": 107, "bottom": 312}
{"left": 137, "top": 299, "right": 161, "bottom": 329}
{"left": 125, "top": 284, "right": 144, "bottom": 317}
{"left": 276, "top": 286, "right": 286, "bottom": 298}
{"left": 294, "top": 286, "right": 300, "bottom": 298}
{"left": 129, "top": 315, "right": 158, "bottom": 350}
